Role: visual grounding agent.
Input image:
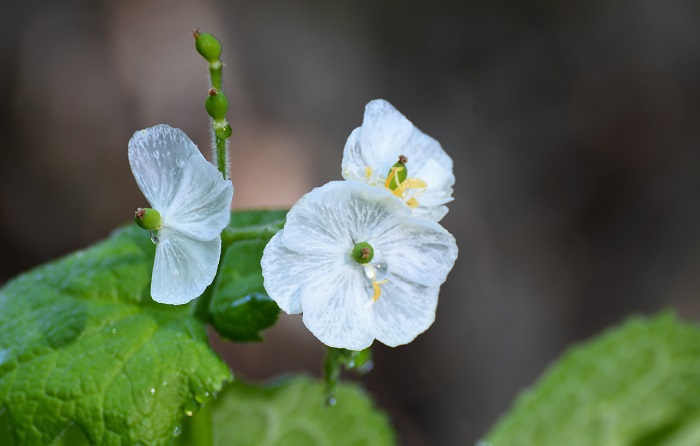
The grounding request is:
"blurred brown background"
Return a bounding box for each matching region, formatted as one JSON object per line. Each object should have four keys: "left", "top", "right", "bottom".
{"left": 1, "top": 0, "right": 700, "bottom": 445}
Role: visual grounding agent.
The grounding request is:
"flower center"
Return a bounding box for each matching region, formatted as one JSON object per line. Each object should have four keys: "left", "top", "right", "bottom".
{"left": 351, "top": 242, "right": 389, "bottom": 308}
{"left": 351, "top": 242, "right": 374, "bottom": 264}
{"left": 364, "top": 155, "right": 427, "bottom": 209}
{"left": 134, "top": 207, "right": 162, "bottom": 230}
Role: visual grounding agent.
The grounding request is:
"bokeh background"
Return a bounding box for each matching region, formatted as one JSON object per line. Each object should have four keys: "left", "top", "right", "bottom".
{"left": 2, "top": 1, "right": 700, "bottom": 444}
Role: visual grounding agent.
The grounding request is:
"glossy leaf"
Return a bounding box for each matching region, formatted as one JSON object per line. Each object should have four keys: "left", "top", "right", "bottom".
{"left": 204, "top": 210, "right": 286, "bottom": 342}
{"left": 485, "top": 313, "right": 700, "bottom": 446}
{"left": 0, "top": 226, "right": 230, "bottom": 446}
{"left": 210, "top": 376, "right": 395, "bottom": 446}
{"left": 209, "top": 239, "right": 280, "bottom": 342}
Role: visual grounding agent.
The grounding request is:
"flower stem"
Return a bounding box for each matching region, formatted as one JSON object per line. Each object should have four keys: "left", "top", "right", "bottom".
{"left": 214, "top": 134, "right": 229, "bottom": 180}
{"left": 180, "top": 404, "right": 213, "bottom": 446}
{"left": 209, "top": 60, "right": 222, "bottom": 91}
{"left": 194, "top": 30, "right": 232, "bottom": 180}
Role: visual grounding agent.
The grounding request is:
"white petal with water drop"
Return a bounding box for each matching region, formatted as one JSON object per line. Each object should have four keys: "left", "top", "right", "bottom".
{"left": 150, "top": 228, "right": 221, "bottom": 305}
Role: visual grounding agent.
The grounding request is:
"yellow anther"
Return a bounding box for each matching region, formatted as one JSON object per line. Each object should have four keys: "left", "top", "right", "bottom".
{"left": 403, "top": 178, "right": 427, "bottom": 189}
{"left": 371, "top": 278, "right": 389, "bottom": 302}
{"left": 364, "top": 166, "right": 373, "bottom": 179}
{"left": 406, "top": 198, "right": 419, "bottom": 209}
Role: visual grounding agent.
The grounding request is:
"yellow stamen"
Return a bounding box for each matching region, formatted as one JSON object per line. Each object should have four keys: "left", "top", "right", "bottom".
{"left": 402, "top": 178, "right": 427, "bottom": 189}
{"left": 364, "top": 166, "right": 373, "bottom": 179}
{"left": 406, "top": 198, "right": 419, "bottom": 209}
{"left": 371, "top": 278, "right": 389, "bottom": 302}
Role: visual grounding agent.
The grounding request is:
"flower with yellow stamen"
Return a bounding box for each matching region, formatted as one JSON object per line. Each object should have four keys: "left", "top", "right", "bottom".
{"left": 261, "top": 181, "right": 458, "bottom": 350}
{"left": 342, "top": 99, "right": 454, "bottom": 222}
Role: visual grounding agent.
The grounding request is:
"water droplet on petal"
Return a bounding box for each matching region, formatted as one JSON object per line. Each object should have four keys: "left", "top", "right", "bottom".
{"left": 150, "top": 230, "right": 159, "bottom": 244}
{"left": 364, "top": 258, "right": 388, "bottom": 281}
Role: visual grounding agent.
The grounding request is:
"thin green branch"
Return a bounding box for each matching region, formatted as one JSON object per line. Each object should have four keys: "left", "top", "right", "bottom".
{"left": 193, "top": 29, "right": 232, "bottom": 180}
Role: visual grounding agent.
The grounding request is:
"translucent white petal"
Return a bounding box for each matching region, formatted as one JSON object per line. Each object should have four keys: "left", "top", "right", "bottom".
{"left": 151, "top": 228, "right": 221, "bottom": 305}
{"left": 372, "top": 217, "right": 458, "bottom": 287}
{"left": 261, "top": 231, "right": 346, "bottom": 314}
{"left": 341, "top": 100, "right": 413, "bottom": 181}
{"left": 340, "top": 128, "right": 367, "bottom": 182}
{"left": 161, "top": 152, "right": 233, "bottom": 241}
{"left": 128, "top": 125, "right": 199, "bottom": 211}
{"left": 372, "top": 277, "right": 440, "bottom": 347}
{"left": 411, "top": 205, "right": 449, "bottom": 222}
{"left": 340, "top": 100, "right": 454, "bottom": 222}
{"left": 281, "top": 182, "right": 409, "bottom": 255}
{"left": 300, "top": 266, "right": 375, "bottom": 350}
{"left": 360, "top": 99, "right": 414, "bottom": 165}
{"left": 405, "top": 131, "right": 455, "bottom": 208}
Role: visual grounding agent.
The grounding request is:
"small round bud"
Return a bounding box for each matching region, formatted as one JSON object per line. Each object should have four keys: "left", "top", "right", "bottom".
{"left": 134, "top": 207, "right": 162, "bottom": 230}
{"left": 194, "top": 32, "right": 222, "bottom": 63}
{"left": 386, "top": 156, "right": 408, "bottom": 191}
{"left": 351, "top": 242, "right": 374, "bottom": 264}
{"left": 216, "top": 124, "right": 232, "bottom": 139}
{"left": 205, "top": 89, "right": 229, "bottom": 121}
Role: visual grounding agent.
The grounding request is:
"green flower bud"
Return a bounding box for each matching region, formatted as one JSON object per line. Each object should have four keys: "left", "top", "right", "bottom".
{"left": 205, "top": 89, "right": 229, "bottom": 121}
{"left": 351, "top": 242, "right": 374, "bottom": 264}
{"left": 386, "top": 155, "right": 408, "bottom": 191}
{"left": 134, "top": 207, "right": 161, "bottom": 230}
{"left": 216, "top": 124, "right": 232, "bottom": 139}
{"left": 194, "top": 32, "right": 222, "bottom": 63}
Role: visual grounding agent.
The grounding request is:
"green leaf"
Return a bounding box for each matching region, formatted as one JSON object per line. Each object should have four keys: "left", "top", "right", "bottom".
{"left": 206, "top": 210, "right": 287, "bottom": 342}
{"left": 0, "top": 226, "right": 230, "bottom": 446}
{"left": 208, "top": 376, "right": 396, "bottom": 446}
{"left": 485, "top": 313, "right": 700, "bottom": 446}
{"left": 209, "top": 240, "right": 280, "bottom": 342}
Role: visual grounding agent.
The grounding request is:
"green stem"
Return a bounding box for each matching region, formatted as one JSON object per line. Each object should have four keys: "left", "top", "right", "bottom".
{"left": 324, "top": 347, "right": 343, "bottom": 405}
{"left": 220, "top": 223, "right": 284, "bottom": 247}
{"left": 195, "top": 31, "right": 230, "bottom": 180}
{"left": 215, "top": 134, "right": 228, "bottom": 180}
{"left": 209, "top": 61, "right": 222, "bottom": 91}
{"left": 180, "top": 404, "right": 213, "bottom": 446}
{"left": 207, "top": 58, "right": 227, "bottom": 180}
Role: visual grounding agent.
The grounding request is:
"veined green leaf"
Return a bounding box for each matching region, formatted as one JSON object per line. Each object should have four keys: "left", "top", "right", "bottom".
{"left": 209, "top": 240, "right": 280, "bottom": 342}
{"left": 485, "top": 313, "right": 700, "bottom": 446}
{"left": 209, "top": 376, "right": 395, "bottom": 446}
{"left": 0, "top": 225, "right": 230, "bottom": 445}
{"left": 207, "top": 210, "right": 287, "bottom": 342}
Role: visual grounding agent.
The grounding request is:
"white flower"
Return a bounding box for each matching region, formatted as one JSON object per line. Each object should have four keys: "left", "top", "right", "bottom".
{"left": 128, "top": 124, "right": 234, "bottom": 305}
{"left": 261, "top": 181, "right": 457, "bottom": 350}
{"left": 341, "top": 99, "right": 455, "bottom": 222}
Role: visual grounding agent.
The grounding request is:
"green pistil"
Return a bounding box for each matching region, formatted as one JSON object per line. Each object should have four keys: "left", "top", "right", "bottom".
{"left": 386, "top": 155, "right": 408, "bottom": 191}
{"left": 351, "top": 242, "right": 374, "bottom": 264}
{"left": 134, "top": 207, "right": 161, "bottom": 230}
